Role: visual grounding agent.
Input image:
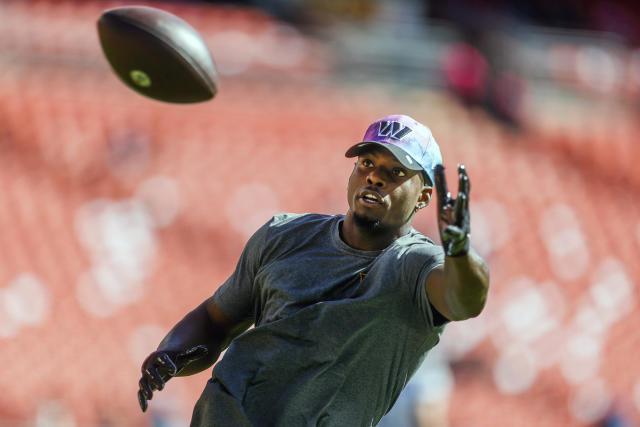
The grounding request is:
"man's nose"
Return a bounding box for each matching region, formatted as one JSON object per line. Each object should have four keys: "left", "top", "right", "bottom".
{"left": 366, "top": 169, "right": 385, "bottom": 187}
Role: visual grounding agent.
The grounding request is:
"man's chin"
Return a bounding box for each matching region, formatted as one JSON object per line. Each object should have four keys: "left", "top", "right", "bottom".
{"left": 353, "top": 212, "right": 383, "bottom": 232}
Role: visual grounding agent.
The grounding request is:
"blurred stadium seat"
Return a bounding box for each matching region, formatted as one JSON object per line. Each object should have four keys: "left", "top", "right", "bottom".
{"left": 0, "top": 1, "right": 639, "bottom": 426}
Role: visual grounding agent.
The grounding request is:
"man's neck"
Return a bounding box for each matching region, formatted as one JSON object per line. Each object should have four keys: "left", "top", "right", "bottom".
{"left": 340, "top": 214, "right": 411, "bottom": 251}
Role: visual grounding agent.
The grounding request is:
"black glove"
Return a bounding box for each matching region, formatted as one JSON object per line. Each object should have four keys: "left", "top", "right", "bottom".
{"left": 434, "top": 164, "right": 471, "bottom": 257}
{"left": 137, "top": 345, "right": 208, "bottom": 412}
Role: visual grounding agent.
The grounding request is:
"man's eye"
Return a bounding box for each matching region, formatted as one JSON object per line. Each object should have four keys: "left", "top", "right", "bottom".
{"left": 393, "top": 168, "right": 406, "bottom": 177}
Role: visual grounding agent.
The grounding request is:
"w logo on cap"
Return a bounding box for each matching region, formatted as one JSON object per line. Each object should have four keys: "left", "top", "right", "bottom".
{"left": 378, "top": 121, "right": 412, "bottom": 140}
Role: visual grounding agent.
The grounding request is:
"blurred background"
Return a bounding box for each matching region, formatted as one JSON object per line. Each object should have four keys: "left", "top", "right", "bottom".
{"left": 1, "top": 0, "right": 639, "bottom": 426}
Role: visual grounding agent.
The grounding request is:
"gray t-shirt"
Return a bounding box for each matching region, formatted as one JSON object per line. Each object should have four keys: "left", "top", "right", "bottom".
{"left": 192, "top": 213, "right": 446, "bottom": 427}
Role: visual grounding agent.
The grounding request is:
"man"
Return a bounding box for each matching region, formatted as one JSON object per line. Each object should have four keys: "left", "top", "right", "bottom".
{"left": 137, "top": 114, "right": 489, "bottom": 426}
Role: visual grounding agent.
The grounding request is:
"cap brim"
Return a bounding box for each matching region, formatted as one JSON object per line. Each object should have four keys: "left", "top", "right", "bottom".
{"left": 345, "top": 141, "right": 423, "bottom": 171}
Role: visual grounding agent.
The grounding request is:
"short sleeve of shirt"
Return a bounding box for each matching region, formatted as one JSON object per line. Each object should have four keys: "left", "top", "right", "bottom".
{"left": 403, "top": 240, "right": 446, "bottom": 328}
{"left": 212, "top": 218, "right": 271, "bottom": 322}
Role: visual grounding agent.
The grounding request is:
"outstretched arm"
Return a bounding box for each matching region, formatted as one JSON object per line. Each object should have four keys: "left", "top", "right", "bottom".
{"left": 137, "top": 297, "right": 250, "bottom": 411}
{"left": 425, "top": 164, "right": 490, "bottom": 321}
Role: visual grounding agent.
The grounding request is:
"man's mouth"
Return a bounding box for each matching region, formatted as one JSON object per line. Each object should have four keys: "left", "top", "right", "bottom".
{"left": 359, "top": 190, "right": 383, "bottom": 205}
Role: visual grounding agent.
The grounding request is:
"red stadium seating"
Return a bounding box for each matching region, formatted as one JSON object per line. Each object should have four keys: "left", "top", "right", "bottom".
{"left": 0, "top": 1, "right": 639, "bottom": 426}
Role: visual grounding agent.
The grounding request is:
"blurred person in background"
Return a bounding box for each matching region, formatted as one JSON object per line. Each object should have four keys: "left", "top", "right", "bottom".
{"left": 378, "top": 345, "right": 453, "bottom": 427}
{"left": 137, "top": 114, "right": 489, "bottom": 426}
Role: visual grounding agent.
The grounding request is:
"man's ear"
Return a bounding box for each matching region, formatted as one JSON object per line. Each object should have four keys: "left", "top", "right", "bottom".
{"left": 417, "top": 186, "right": 433, "bottom": 209}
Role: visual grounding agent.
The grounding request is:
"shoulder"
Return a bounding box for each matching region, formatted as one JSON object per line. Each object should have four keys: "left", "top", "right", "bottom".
{"left": 266, "top": 213, "right": 339, "bottom": 234}
{"left": 395, "top": 229, "right": 443, "bottom": 257}
{"left": 258, "top": 213, "right": 339, "bottom": 244}
{"left": 389, "top": 229, "right": 445, "bottom": 276}
{"left": 254, "top": 213, "right": 340, "bottom": 261}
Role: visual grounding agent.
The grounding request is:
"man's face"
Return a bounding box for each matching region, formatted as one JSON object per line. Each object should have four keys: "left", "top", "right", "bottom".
{"left": 347, "top": 147, "right": 428, "bottom": 231}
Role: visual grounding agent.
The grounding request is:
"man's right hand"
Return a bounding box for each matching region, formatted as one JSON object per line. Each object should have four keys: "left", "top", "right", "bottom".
{"left": 137, "top": 345, "right": 209, "bottom": 412}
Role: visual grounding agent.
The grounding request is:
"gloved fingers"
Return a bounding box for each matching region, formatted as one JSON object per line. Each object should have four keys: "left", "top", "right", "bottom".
{"left": 439, "top": 200, "right": 456, "bottom": 229}
{"left": 452, "top": 192, "right": 468, "bottom": 228}
{"left": 138, "top": 388, "right": 148, "bottom": 412}
{"left": 457, "top": 164, "right": 470, "bottom": 197}
{"left": 434, "top": 164, "right": 449, "bottom": 210}
{"left": 139, "top": 377, "right": 154, "bottom": 401}
{"left": 145, "top": 366, "right": 166, "bottom": 391}
{"left": 156, "top": 352, "right": 178, "bottom": 376}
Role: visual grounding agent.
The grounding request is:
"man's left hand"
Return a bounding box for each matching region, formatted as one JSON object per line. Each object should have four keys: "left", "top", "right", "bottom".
{"left": 434, "top": 164, "right": 470, "bottom": 257}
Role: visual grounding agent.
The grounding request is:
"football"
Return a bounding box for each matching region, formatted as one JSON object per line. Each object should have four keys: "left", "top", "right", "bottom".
{"left": 97, "top": 6, "right": 218, "bottom": 103}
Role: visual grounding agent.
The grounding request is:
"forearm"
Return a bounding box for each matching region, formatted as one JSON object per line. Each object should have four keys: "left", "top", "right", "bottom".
{"left": 443, "top": 246, "right": 489, "bottom": 320}
{"left": 157, "top": 302, "right": 227, "bottom": 376}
